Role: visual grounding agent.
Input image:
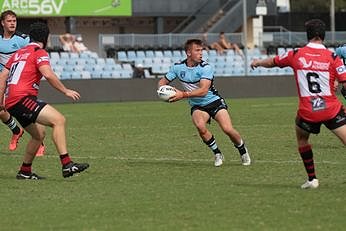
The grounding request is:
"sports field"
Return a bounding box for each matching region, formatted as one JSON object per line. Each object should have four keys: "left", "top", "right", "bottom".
{"left": 0, "top": 97, "right": 346, "bottom": 231}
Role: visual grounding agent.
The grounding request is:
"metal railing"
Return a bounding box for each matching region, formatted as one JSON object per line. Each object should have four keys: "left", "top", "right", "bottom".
{"left": 48, "top": 31, "right": 346, "bottom": 58}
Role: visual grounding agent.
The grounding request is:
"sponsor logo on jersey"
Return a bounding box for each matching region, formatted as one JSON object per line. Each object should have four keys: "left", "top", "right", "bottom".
{"left": 337, "top": 65, "right": 346, "bottom": 75}
{"left": 37, "top": 56, "right": 49, "bottom": 64}
{"left": 180, "top": 71, "right": 185, "bottom": 78}
{"left": 312, "top": 61, "right": 330, "bottom": 70}
{"left": 298, "top": 57, "right": 312, "bottom": 68}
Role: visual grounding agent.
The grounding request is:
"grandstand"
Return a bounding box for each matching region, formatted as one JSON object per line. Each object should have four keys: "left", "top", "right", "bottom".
{"left": 6, "top": 1, "right": 344, "bottom": 84}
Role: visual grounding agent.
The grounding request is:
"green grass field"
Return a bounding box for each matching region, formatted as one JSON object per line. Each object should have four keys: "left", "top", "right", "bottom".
{"left": 0, "top": 97, "right": 346, "bottom": 231}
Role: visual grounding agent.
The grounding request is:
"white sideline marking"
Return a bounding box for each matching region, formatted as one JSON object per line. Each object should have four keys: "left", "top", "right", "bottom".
{"left": 1, "top": 154, "right": 343, "bottom": 165}
{"left": 71, "top": 156, "right": 344, "bottom": 165}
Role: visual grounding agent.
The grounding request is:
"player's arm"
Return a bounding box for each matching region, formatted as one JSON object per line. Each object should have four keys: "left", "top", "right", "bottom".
{"left": 38, "top": 64, "right": 80, "bottom": 101}
{"left": 169, "top": 79, "right": 210, "bottom": 102}
{"left": 250, "top": 57, "right": 276, "bottom": 69}
{"left": 157, "top": 77, "right": 170, "bottom": 88}
{"left": 0, "top": 68, "right": 9, "bottom": 110}
{"left": 339, "top": 82, "right": 346, "bottom": 100}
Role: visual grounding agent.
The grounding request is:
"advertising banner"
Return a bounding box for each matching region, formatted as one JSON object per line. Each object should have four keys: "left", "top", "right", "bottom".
{"left": 0, "top": 0, "right": 132, "bottom": 16}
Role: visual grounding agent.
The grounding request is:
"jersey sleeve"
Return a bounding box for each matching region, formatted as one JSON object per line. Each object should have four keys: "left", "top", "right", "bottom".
{"left": 274, "top": 50, "right": 294, "bottom": 68}
{"left": 4, "top": 53, "right": 15, "bottom": 70}
{"left": 165, "top": 64, "right": 177, "bottom": 81}
{"left": 35, "top": 49, "right": 50, "bottom": 67}
{"left": 201, "top": 64, "right": 213, "bottom": 80}
{"left": 334, "top": 56, "right": 346, "bottom": 82}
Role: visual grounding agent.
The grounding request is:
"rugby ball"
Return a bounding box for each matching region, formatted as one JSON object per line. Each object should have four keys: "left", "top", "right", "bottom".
{"left": 157, "top": 85, "right": 176, "bottom": 101}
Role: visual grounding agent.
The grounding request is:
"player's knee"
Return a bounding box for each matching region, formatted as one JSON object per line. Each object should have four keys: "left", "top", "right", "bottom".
{"left": 196, "top": 125, "right": 208, "bottom": 135}
{"left": 55, "top": 114, "right": 66, "bottom": 126}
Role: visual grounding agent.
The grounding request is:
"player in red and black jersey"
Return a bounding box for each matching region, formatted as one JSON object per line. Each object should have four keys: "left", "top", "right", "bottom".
{"left": 0, "top": 22, "right": 89, "bottom": 179}
{"left": 251, "top": 19, "right": 346, "bottom": 189}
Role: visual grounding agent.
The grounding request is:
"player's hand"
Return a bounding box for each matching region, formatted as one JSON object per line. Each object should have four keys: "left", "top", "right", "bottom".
{"left": 0, "top": 104, "right": 5, "bottom": 112}
{"left": 341, "top": 86, "right": 346, "bottom": 100}
{"left": 250, "top": 59, "right": 260, "bottom": 70}
{"left": 168, "top": 89, "right": 184, "bottom": 103}
{"left": 65, "top": 89, "right": 81, "bottom": 101}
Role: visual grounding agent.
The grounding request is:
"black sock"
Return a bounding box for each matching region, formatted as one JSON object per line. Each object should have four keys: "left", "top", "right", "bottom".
{"left": 234, "top": 140, "right": 247, "bottom": 156}
{"left": 299, "top": 145, "right": 316, "bottom": 181}
{"left": 4, "top": 116, "right": 20, "bottom": 134}
{"left": 204, "top": 136, "right": 221, "bottom": 155}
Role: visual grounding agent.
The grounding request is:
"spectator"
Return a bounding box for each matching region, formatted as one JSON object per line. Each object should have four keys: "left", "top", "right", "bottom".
{"left": 59, "top": 33, "right": 76, "bottom": 52}
{"left": 132, "top": 63, "right": 145, "bottom": 78}
{"left": 73, "top": 36, "right": 88, "bottom": 53}
{"left": 217, "top": 32, "right": 244, "bottom": 58}
{"left": 201, "top": 33, "right": 224, "bottom": 55}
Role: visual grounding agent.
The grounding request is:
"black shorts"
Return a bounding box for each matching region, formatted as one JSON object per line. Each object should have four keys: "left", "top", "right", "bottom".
{"left": 295, "top": 108, "right": 346, "bottom": 134}
{"left": 7, "top": 95, "right": 47, "bottom": 128}
{"left": 191, "top": 98, "right": 228, "bottom": 119}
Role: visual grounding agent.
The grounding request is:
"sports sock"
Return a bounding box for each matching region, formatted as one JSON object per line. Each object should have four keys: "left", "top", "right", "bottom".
{"left": 20, "top": 162, "right": 32, "bottom": 174}
{"left": 299, "top": 144, "right": 316, "bottom": 181}
{"left": 234, "top": 139, "right": 247, "bottom": 155}
{"left": 4, "top": 116, "right": 20, "bottom": 134}
{"left": 204, "top": 135, "right": 221, "bottom": 155}
{"left": 60, "top": 153, "right": 72, "bottom": 166}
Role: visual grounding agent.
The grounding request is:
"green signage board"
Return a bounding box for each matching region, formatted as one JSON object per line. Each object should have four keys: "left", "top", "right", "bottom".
{"left": 0, "top": 0, "right": 132, "bottom": 16}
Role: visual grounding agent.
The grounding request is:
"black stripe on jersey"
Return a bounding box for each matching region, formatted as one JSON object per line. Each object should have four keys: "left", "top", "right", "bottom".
{"left": 173, "top": 59, "right": 187, "bottom": 66}
{"left": 14, "top": 31, "right": 29, "bottom": 39}
{"left": 0, "top": 51, "right": 15, "bottom": 55}
{"left": 293, "top": 48, "right": 299, "bottom": 56}
{"left": 199, "top": 60, "right": 209, "bottom": 67}
{"left": 332, "top": 52, "right": 338, "bottom": 60}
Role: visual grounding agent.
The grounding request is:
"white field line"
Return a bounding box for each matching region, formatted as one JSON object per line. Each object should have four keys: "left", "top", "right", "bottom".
{"left": 1, "top": 154, "right": 343, "bottom": 165}
{"left": 70, "top": 155, "right": 343, "bottom": 165}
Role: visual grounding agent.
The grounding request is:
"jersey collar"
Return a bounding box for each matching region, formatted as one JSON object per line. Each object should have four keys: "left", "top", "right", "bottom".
{"left": 306, "top": 42, "right": 326, "bottom": 49}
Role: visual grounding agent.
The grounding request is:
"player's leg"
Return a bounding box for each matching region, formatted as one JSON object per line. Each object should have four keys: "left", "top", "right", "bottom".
{"left": 295, "top": 124, "right": 319, "bottom": 189}
{"left": 191, "top": 109, "right": 223, "bottom": 166}
{"left": 331, "top": 125, "right": 346, "bottom": 145}
{"left": 214, "top": 109, "right": 250, "bottom": 165}
{"left": 36, "top": 104, "right": 89, "bottom": 178}
{"left": 16, "top": 123, "right": 45, "bottom": 179}
{"left": 0, "top": 110, "right": 24, "bottom": 151}
{"left": 326, "top": 108, "right": 346, "bottom": 145}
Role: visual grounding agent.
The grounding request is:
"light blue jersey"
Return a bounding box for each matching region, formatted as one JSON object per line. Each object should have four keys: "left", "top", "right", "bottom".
{"left": 0, "top": 32, "right": 30, "bottom": 71}
{"left": 165, "top": 59, "right": 221, "bottom": 107}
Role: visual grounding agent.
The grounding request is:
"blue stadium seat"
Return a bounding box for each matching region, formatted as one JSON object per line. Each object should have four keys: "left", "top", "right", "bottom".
{"left": 50, "top": 52, "right": 60, "bottom": 59}
{"left": 81, "top": 71, "right": 91, "bottom": 79}
{"left": 136, "top": 50, "right": 146, "bottom": 59}
{"left": 60, "top": 52, "right": 69, "bottom": 59}
{"left": 145, "top": 50, "right": 155, "bottom": 58}
{"left": 105, "top": 58, "right": 116, "bottom": 65}
{"left": 163, "top": 50, "right": 172, "bottom": 58}
{"left": 60, "top": 72, "right": 72, "bottom": 79}
{"left": 117, "top": 51, "right": 127, "bottom": 62}
{"left": 71, "top": 71, "right": 82, "bottom": 79}
{"left": 127, "top": 51, "right": 137, "bottom": 61}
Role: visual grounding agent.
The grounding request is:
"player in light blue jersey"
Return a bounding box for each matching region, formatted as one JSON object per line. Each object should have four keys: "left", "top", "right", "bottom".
{"left": 0, "top": 10, "right": 44, "bottom": 155}
{"left": 158, "top": 39, "right": 251, "bottom": 167}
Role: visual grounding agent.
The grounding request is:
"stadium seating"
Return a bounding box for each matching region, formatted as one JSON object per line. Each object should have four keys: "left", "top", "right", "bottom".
{"left": 112, "top": 48, "right": 294, "bottom": 78}
{"left": 49, "top": 51, "right": 133, "bottom": 79}
{"left": 49, "top": 47, "right": 296, "bottom": 79}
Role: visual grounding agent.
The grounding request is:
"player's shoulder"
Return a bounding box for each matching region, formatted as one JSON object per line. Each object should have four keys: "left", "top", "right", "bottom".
{"left": 14, "top": 31, "right": 29, "bottom": 40}
{"left": 173, "top": 59, "right": 186, "bottom": 66}
{"left": 199, "top": 60, "right": 210, "bottom": 67}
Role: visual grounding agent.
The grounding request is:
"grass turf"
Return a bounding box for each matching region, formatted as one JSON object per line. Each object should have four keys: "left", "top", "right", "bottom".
{"left": 0, "top": 97, "right": 346, "bottom": 231}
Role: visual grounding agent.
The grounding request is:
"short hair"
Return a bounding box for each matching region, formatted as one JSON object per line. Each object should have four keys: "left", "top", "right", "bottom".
{"left": 29, "top": 22, "right": 50, "bottom": 48}
{"left": 1, "top": 10, "right": 16, "bottom": 21}
{"left": 184, "top": 39, "right": 203, "bottom": 52}
{"left": 305, "top": 19, "right": 326, "bottom": 41}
